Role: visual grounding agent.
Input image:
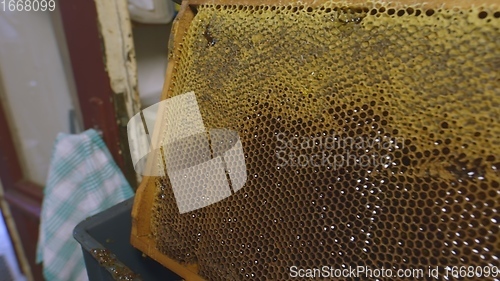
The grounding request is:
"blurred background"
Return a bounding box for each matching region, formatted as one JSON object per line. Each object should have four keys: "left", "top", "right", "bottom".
{"left": 0, "top": 0, "right": 175, "bottom": 279}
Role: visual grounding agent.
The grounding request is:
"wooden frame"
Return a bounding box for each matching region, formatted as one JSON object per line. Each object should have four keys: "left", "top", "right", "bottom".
{"left": 185, "top": 0, "right": 499, "bottom": 8}
{"left": 130, "top": 0, "right": 499, "bottom": 280}
{"left": 0, "top": 182, "right": 33, "bottom": 281}
{"left": 130, "top": 3, "right": 204, "bottom": 279}
{"left": 58, "top": 0, "right": 140, "bottom": 188}
{"left": 0, "top": 78, "right": 42, "bottom": 280}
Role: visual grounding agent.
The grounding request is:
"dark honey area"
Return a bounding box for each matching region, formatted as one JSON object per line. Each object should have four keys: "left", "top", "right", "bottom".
{"left": 152, "top": 2, "right": 499, "bottom": 280}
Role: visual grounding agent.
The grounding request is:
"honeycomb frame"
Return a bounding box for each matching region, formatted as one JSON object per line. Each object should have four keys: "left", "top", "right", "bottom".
{"left": 131, "top": 0, "right": 500, "bottom": 280}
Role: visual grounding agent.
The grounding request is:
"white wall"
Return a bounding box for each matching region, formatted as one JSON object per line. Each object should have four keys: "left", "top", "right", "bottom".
{"left": 0, "top": 10, "right": 74, "bottom": 186}
{"left": 133, "top": 23, "right": 171, "bottom": 108}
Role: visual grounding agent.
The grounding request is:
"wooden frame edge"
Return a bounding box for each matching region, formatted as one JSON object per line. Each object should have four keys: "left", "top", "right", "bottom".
{"left": 131, "top": 175, "right": 204, "bottom": 279}
{"left": 187, "top": 0, "right": 499, "bottom": 9}
{"left": 131, "top": 235, "right": 204, "bottom": 281}
{"left": 131, "top": 3, "right": 205, "bottom": 279}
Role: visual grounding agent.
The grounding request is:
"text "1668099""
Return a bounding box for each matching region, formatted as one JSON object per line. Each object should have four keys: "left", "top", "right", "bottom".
{"left": 1, "top": 0, "right": 55, "bottom": 12}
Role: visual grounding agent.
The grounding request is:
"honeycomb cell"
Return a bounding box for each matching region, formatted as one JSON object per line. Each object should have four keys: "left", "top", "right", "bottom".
{"left": 144, "top": 1, "right": 500, "bottom": 280}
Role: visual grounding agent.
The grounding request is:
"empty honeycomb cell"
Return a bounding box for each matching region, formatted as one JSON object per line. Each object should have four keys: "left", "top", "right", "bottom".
{"left": 129, "top": 0, "right": 500, "bottom": 280}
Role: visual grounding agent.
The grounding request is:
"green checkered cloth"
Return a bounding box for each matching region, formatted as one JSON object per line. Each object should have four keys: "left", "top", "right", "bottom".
{"left": 36, "top": 129, "right": 134, "bottom": 281}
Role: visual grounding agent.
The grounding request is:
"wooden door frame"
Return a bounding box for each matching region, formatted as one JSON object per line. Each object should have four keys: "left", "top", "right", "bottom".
{"left": 0, "top": 85, "right": 43, "bottom": 280}
{"left": 58, "top": 0, "right": 139, "bottom": 187}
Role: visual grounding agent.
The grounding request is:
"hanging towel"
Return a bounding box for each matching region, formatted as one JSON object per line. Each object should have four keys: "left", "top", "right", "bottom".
{"left": 36, "top": 129, "right": 134, "bottom": 281}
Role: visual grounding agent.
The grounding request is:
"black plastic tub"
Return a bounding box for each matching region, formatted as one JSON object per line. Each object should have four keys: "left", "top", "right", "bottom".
{"left": 74, "top": 198, "right": 183, "bottom": 281}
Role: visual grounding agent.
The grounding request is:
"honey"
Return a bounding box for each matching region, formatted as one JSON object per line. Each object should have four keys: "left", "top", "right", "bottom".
{"left": 146, "top": 2, "right": 499, "bottom": 280}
